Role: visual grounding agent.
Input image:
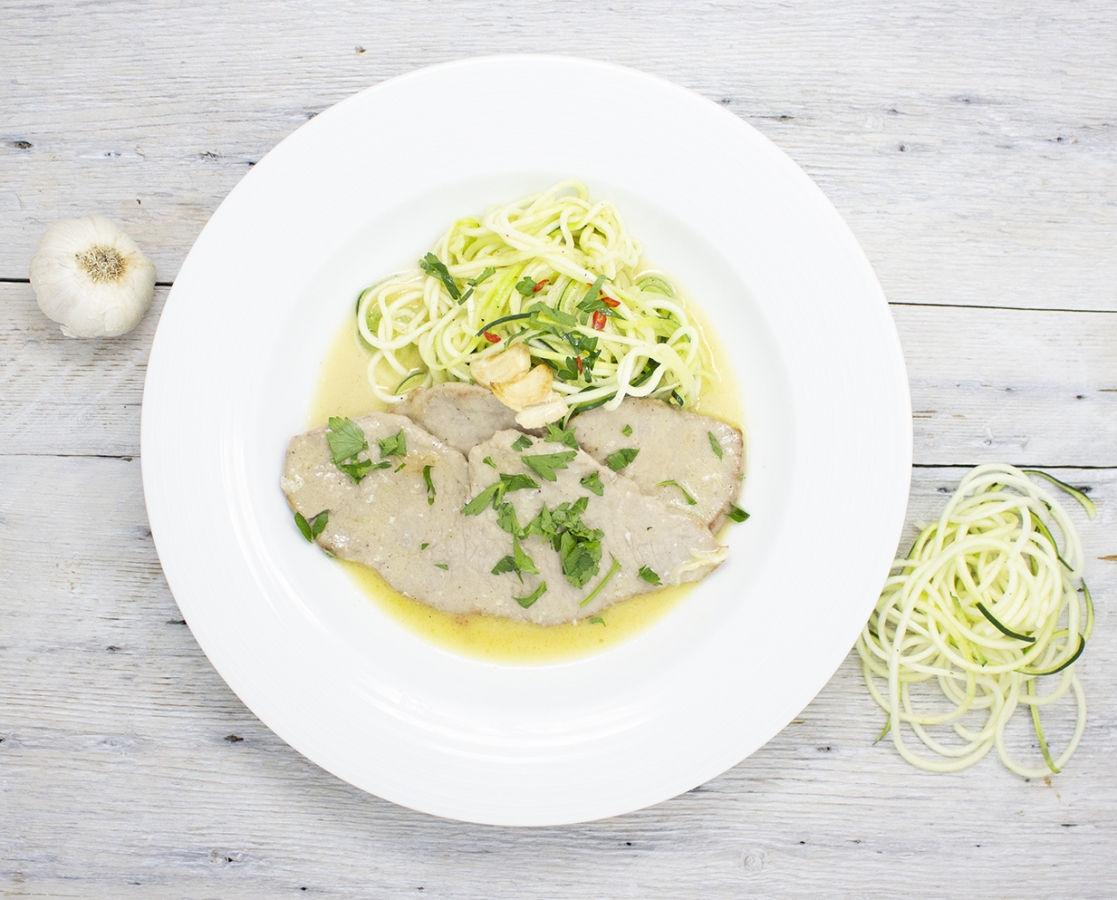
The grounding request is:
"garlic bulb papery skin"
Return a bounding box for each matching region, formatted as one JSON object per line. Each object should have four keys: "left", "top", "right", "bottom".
{"left": 29, "top": 215, "right": 157, "bottom": 338}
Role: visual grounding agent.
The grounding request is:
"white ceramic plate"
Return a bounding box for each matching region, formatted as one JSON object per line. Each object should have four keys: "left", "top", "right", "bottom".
{"left": 142, "top": 56, "right": 911, "bottom": 826}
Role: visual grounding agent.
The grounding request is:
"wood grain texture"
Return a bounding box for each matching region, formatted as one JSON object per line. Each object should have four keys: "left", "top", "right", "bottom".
{"left": 3, "top": 460, "right": 1115, "bottom": 898}
{"left": 2, "top": 1, "right": 1116, "bottom": 310}
{"left": 5, "top": 282, "right": 1117, "bottom": 464}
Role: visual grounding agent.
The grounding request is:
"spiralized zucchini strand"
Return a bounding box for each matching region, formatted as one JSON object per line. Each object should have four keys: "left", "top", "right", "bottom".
{"left": 856, "top": 463, "right": 1095, "bottom": 777}
{"left": 355, "top": 182, "right": 706, "bottom": 407}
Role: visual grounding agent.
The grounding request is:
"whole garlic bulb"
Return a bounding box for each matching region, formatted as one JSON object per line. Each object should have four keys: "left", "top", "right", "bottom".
{"left": 29, "top": 215, "right": 156, "bottom": 338}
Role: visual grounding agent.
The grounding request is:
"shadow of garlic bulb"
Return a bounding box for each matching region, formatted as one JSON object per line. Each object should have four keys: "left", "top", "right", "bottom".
{"left": 29, "top": 215, "right": 156, "bottom": 338}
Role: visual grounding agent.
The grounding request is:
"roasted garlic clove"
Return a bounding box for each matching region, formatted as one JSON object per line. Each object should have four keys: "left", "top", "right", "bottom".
{"left": 491, "top": 364, "right": 556, "bottom": 411}
{"left": 515, "top": 393, "right": 569, "bottom": 428}
{"left": 470, "top": 343, "right": 531, "bottom": 388}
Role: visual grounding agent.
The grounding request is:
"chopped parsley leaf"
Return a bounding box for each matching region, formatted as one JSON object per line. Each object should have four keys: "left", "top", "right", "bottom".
{"left": 657, "top": 479, "right": 697, "bottom": 505}
{"left": 491, "top": 535, "right": 539, "bottom": 583}
{"left": 708, "top": 430, "right": 724, "bottom": 459}
{"left": 511, "top": 434, "right": 533, "bottom": 451}
{"left": 483, "top": 456, "right": 497, "bottom": 468}
{"left": 515, "top": 275, "right": 537, "bottom": 296}
{"left": 605, "top": 447, "right": 639, "bottom": 471}
{"left": 544, "top": 422, "right": 578, "bottom": 449}
{"left": 394, "top": 462, "right": 406, "bottom": 473}
{"left": 521, "top": 496, "right": 603, "bottom": 589}
{"left": 462, "top": 472, "right": 539, "bottom": 516}
{"left": 419, "top": 252, "right": 460, "bottom": 300}
{"left": 495, "top": 502, "right": 520, "bottom": 535}
{"left": 500, "top": 472, "right": 539, "bottom": 493}
{"left": 514, "top": 581, "right": 547, "bottom": 609}
{"left": 422, "top": 464, "right": 435, "bottom": 505}
{"left": 335, "top": 458, "right": 377, "bottom": 482}
{"left": 420, "top": 542, "right": 429, "bottom": 550}
{"left": 433, "top": 562, "right": 449, "bottom": 571}
{"left": 638, "top": 565, "right": 661, "bottom": 585}
{"left": 727, "top": 503, "right": 750, "bottom": 523}
{"left": 468, "top": 266, "right": 496, "bottom": 287}
{"left": 580, "top": 471, "right": 604, "bottom": 496}
{"left": 622, "top": 424, "right": 633, "bottom": 437}
{"left": 325, "top": 417, "right": 386, "bottom": 483}
{"left": 588, "top": 616, "right": 605, "bottom": 626}
{"left": 326, "top": 416, "right": 367, "bottom": 462}
{"left": 294, "top": 509, "right": 328, "bottom": 542}
{"left": 522, "top": 450, "right": 578, "bottom": 482}
{"left": 580, "top": 556, "right": 622, "bottom": 607}
{"left": 377, "top": 429, "right": 407, "bottom": 459}
{"left": 462, "top": 482, "right": 505, "bottom": 516}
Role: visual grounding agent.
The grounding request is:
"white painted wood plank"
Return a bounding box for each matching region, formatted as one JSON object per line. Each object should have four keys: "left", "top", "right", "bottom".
{"left": 0, "top": 283, "right": 165, "bottom": 458}
{"left": 2, "top": 1, "right": 1116, "bottom": 311}
{"left": 5, "top": 283, "right": 1116, "bottom": 465}
{"left": 2, "top": 459, "right": 1115, "bottom": 897}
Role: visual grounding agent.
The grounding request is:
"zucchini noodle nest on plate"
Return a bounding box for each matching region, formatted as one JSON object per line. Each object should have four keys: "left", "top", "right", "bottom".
{"left": 356, "top": 181, "right": 706, "bottom": 412}
{"left": 857, "top": 464, "right": 1096, "bottom": 777}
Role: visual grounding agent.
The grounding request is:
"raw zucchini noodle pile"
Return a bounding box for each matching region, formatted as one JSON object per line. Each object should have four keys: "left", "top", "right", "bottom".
{"left": 356, "top": 181, "right": 706, "bottom": 411}
{"left": 856, "top": 464, "right": 1096, "bottom": 777}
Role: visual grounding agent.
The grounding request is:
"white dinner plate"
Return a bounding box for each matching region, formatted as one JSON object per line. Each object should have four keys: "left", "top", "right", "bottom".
{"left": 142, "top": 56, "right": 912, "bottom": 826}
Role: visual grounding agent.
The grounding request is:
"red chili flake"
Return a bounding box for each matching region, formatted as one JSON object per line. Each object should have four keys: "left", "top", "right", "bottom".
{"left": 592, "top": 310, "right": 606, "bottom": 331}
{"left": 575, "top": 356, "right": 584, "bottom": 375}
{"left": 482, "top": 331, "right": 501, "bottom": 343}
{"left": 533, "top": 279, "right": 549, "bottom": 293}
{"left": 602, "top": 296, "right": 620, "bottom": 308}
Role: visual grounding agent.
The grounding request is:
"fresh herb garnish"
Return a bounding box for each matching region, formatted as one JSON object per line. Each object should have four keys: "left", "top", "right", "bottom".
{"left": 495, "top": 502, "right": 520, "bottom": 535}
{"left": 544, "top": 422, "right": 578, "bottom": 449}
{"left": 461, "top": 472, "right": 539, "bottom": 516}
{"left": 520, "top": 496, "right": 603, "bottom": 589}
{"left": 294, "top": 509, "right": 328, "bottom": 542}
{"left": 462, "top": 482, "right": 505, "bottom": 516}
{"left": 622, "top": 424, "right": 633, "bottom": 437}
{"left": 727, "top": 503, "right": 750, "bottom": 523}
{"left": 492, "top": 535, "right": 539, "bottom": 583}
{"left": 326, "top": 417, "right": 383, "bottom": 483}
{"left": 394, "top": 462, "right": 406, "bottom": 472}
{"left": 433, "top": 562, "right": 449, "bottom": 571}
{"left": 638, "top": 565, "right": 661, "bottom": 585}
{"left": 468, "top": 266, "right": 496, "bottom": 287}
{"left": 515, "top": 275, "right": 537, "bottom": 297}
{"left": 483, "top": 456, "right": 497, "bottom": 468}
{"left": 708, "top": 431, "right": 723, "bottom": 459}
{"left": 514, "top": 581, "right": 547, "bottom": 609}
{"left": 377, "top": 429, "right": 407, "bottom": 459}
{"left": 605, "top": 448, "right": 639, "bottom": 471}
{"left": 580, "top": 471, "right": 604, "bottom": 496}
{"left": 580, "top": 556, "right": 621, "bottom": 607}
{"left": 512, "top": 434, "right": 533, "bottom": 451}
{"left": 422, "top": 464, "right": 435, "bottom": 505}
{"left": 326, "top": 416, "right": 367, "bottom": 462}
{"left": 588, "top": 616, "right": 605, "bottom": 626}
{"left": 421, "top": 542, "right": 429, "bottom": 550}
{"left": 657, "top": 479, "right": 697, "bottom": 506}
{"left": 459, "top": 266, "right": 496, "bottom": 304}
{"left": 501, "top": 472, "right": 539, "bottom": 493}
{"left": 419, "top": 252, "right": 460, "bottom": 301}
{"left": 522, "top": 450, "right": 578, "bottom": 482}
{"left": 576, "top": 274, "right": 607, "bottom": 313}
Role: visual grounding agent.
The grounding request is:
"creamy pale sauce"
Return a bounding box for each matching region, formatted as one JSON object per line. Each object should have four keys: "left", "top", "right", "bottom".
{"left": 309, "top": 287, "right": 744, "bottom": 663}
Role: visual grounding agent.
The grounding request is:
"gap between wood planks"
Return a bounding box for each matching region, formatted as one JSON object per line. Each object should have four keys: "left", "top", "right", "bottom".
{"left": 3, "top": 276, "right": 1115, "bottom": 314}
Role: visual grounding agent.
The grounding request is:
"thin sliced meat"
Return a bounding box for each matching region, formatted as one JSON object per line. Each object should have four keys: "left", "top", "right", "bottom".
{"left": 282, "top": 412, "right": 507, "bottom": 614}
{"left": 282, "top": 415, "right": 726, "bottom": 626}
{"left": 394, "top": 383, "right": 521, "bottom": 454}
{"left": 572, "top": 398, "right": 744, "bottom": 531}
{"left": 462, "top": 430, "right": 726, "bottom": 625}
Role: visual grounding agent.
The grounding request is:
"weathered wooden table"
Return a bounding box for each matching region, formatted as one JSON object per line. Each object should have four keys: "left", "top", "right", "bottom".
{"left": 3, "top": 3, "right": 1115, "bottom": 897}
